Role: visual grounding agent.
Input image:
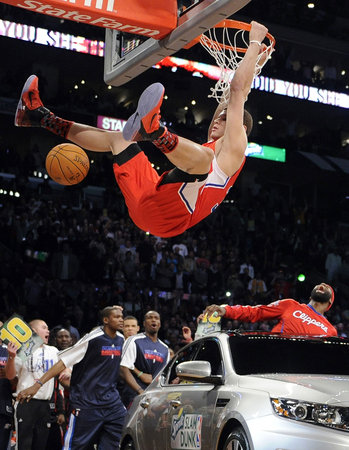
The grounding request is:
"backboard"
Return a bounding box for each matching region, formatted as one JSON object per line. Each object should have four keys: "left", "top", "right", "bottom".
{"left": 104, "top": 0, "right": 251, "bottom": 86}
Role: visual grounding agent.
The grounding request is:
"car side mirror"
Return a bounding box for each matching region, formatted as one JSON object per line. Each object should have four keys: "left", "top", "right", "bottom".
{"left": 176, "top": 360, "right": 223, "bottom": 385}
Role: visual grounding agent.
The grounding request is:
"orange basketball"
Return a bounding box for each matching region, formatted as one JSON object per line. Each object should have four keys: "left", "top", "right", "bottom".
{"left": 45, "top": 143, "right": 90, "bottom": 185}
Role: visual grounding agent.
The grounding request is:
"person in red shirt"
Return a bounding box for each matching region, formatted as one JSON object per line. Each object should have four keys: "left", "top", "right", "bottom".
{"left": 203, "top": 283, "right": 337, "bottom": 337}
{"left": 14, "top": 21, "right": 269, "bottom": 238}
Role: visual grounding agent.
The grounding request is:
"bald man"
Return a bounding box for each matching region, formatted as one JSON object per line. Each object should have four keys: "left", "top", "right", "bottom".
{"left": 5, "top": 319, "right": 59, "bottom": 450}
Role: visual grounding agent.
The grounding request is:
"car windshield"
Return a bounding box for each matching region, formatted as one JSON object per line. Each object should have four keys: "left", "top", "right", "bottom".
{"left": 229, "top": 335, "right": 349, "bottom": 375}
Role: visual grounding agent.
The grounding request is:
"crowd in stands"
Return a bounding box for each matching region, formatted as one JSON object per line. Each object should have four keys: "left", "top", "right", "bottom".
{"left": 241, "top": 0, "right": 349, "bottom": 40}
{"left": 1, "top": 153, "right": 349, "bottom": 350}
{"left": 0, "top": 1, "right": 348, "bottom": 349}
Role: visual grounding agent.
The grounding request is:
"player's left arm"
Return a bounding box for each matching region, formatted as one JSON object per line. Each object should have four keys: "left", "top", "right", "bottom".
{"left": 132, "top": 366, "right": 152, "bottom": 385}
{"left": 216, "top": 21, "right": 268, "bottom": 177}
{"left": 120, "top": 366, "right": 144, "bottom": 394}
{"left": 215, "top": 91, "right": 247, "bottom": 177}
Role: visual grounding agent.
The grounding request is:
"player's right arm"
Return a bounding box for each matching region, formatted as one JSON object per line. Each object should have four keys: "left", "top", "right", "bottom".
{"left": 119, "top": 366, "right": 144, "bottom": 395}
{"left": 67, "top": 123, "right": 131, "bottom": 155}
{"left": 221, "top": 300, "right": 288, "bottom": 323}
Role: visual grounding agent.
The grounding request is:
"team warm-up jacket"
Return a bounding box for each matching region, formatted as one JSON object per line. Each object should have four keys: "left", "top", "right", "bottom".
{"left": 59, "top": 327, "right": 124, "bottom": 408}
{"left": 121, "top": 332, "right": 170, "bottom": 391}
{"left": 224, "top": 299, "right": 338, "bottom": 336}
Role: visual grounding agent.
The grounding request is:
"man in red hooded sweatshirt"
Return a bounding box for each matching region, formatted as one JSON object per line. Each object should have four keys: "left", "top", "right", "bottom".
{"left": 203, "top": 283, "right": 337, "bottom": 336}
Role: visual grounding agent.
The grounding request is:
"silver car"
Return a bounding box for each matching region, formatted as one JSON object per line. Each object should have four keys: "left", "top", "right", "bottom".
{"left": 120, "top": 332, "right": 349, "bottom": 450}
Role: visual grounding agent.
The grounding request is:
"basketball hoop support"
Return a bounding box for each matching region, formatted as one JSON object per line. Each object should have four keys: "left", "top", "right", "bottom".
{"left": 104, "top": 0, "right": 251, "bottom": 86}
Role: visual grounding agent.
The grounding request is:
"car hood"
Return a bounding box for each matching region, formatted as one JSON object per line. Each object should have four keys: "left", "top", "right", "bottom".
{"left": 238, "top": 374, "right": 349, "bottom": 405}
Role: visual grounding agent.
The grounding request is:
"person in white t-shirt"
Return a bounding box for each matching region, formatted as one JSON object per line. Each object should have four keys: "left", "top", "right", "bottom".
{"left": 5, "top": 319, "right": 63, "bottom": 450}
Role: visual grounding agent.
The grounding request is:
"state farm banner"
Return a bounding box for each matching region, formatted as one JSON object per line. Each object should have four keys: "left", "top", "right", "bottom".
{"left": 97, "top": 115, "right": 125, "bottom": 131}
{"left": 0, "top": 0, "right": 178, "bottom": 38}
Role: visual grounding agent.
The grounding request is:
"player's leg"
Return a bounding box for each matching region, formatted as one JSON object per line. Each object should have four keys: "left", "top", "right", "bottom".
{"left": 98, "top": 402, "right": 126, "bottom": 449}
{"left": 67, "top": 122, "right": 130, "bottom": 155}
{"left": 123, "top": 83, "right": 213, "bottom": 174}
{"left": 63, "top": 409, "right": 100, "bottom": 450}
{"left": 15, "top": 75, "right": 130, "bottom": 155}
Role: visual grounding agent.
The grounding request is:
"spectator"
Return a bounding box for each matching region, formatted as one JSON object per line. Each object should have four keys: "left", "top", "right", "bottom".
{"left": 182, "top": 250, "right": 196, "bottom": 288}
{"left": 172, "top": 240, "right": 188, "bottom": 258}
{"left": 247, "top": 271, "right": 267, "bottom": 299}
{"left": 62, "top": 318, "right": 80, "bottom": 345}
{"left": 325, "top": 246, "right": 342, "bottom": 283}
{"left": 191, "top": 261, "right": 208, "bottom": 294}
{"left": 239, "top": 256, "right": 255, "bottom": 279}
{"left": 123, "top": 250, "right": 139, "bottom": 282}
{"left": 5, "top": 319, "right": 60, "bottom": 450}
{"left": 118, "top": 239, "right": 138, "bottom": 264}
{"left": 51, "top": 242, "right": 80, "bottom": 281}
{"left": 54, "top": 328, "right": 73, "bottom": 350}
{"left": 155, "top": 259, "right": 175, "bottom": 291}
{"left": 338, "top": 252, "right": 349, "bottom": 284}
{"left": 137, "top": 234, "right": 154, "bottom": 279}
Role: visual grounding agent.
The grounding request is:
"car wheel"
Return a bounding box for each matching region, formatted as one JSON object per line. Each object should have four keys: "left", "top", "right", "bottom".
{"left": 223, "top": 426, "right": 250, "bottom": 450}
{"left": 121, "top": 438, "right": 136, "bottom": 450}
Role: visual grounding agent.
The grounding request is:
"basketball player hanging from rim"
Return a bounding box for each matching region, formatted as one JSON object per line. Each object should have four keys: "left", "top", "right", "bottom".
{"left": 15, "top": 21, "right": 273, "bottom": 238}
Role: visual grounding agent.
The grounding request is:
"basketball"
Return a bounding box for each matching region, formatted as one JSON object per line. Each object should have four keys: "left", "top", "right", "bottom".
{"left": 45, "top": 143, "right": 90, "bottom": 186}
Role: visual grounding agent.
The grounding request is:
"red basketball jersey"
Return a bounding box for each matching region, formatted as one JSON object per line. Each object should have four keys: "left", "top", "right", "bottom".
{"left": 113, "top": 141, "right": 245, "bottom": 237}
{"left": 224, "top": 299, "right": 337, "bottom": 336}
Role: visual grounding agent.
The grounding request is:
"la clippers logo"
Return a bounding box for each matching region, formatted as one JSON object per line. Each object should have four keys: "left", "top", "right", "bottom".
{"left": 293, "top": 310, "right": 328, "bottom": 333}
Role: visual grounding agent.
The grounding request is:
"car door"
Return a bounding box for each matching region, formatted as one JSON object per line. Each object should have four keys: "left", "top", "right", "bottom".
{"left": 165, "top": 338, "right": 224, "bottom": 450}
{"left": 135, "top": 342, "right": 201, "bottom": 450}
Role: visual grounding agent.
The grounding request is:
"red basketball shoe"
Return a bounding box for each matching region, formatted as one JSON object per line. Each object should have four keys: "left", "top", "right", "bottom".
{"left": 122, "top": 82, "right": 165, "bottom": 141}
{"left": 14, "top": 75, "right": 50, "bottom": 127}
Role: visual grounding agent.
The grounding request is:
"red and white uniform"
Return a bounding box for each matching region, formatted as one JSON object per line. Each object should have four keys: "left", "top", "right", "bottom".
{"left": 224, "top": 299, "right": 337, "bottom": 336}
{"left": 113, "top": 141, "right": 245, "bottom": 237}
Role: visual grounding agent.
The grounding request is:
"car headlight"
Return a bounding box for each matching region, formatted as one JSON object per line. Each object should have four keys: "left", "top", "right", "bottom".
{"left": 271, "top": 398, "right": 349, "bottom": 432}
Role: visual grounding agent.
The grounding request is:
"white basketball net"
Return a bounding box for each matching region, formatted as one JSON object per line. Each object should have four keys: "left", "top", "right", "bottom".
{"left": 200, "top": 25, "right": 274, "bottom": 104}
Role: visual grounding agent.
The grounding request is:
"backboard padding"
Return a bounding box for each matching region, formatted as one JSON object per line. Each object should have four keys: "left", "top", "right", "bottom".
{"left": 104, "top": 0, "right": 251, "bottom": 86}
